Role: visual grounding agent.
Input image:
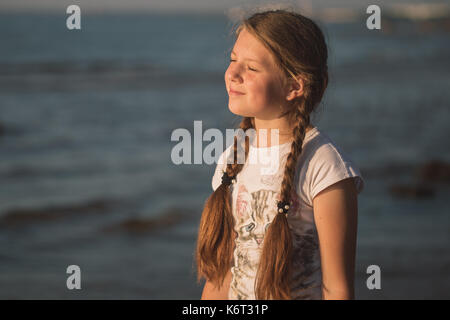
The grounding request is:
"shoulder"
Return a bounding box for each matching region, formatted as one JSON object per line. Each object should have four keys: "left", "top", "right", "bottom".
{"left": 295, "top": 128, "right": 365, "bottom": 206}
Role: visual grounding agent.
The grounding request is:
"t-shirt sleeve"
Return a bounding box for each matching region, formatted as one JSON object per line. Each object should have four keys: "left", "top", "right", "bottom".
{"left": 307, "top": 142, "right": 365, "bottom": 204}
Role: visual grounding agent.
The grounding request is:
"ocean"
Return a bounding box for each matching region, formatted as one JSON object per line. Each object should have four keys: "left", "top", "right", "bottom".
{"left": 0, "top": 13, "right": 449, "bottom": 299}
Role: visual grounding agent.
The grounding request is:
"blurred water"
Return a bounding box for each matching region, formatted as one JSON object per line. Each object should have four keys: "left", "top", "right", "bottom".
{"left": 0, "top": 13, "right": 449, "bottom": 299}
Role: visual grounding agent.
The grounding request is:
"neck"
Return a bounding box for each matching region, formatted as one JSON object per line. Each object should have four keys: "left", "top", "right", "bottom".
{"left": 253, "top": 117, "right": 312, "bottom": 148}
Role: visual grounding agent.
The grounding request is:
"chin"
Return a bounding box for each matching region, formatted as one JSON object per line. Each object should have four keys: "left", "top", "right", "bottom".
{"left": 228, "top": 102, "right": 254, "bottom": 118}
{"left": 228, "top": 102, "right": 244, "bottom": 116}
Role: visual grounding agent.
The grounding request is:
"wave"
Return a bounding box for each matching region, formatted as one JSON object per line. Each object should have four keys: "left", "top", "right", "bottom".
{"left": 361, "top": 159, "right": 450, "bottom": 199}
{"left": 0, "top": 198, "right": 118, "bottom": 226}
{"left": 100, "top": 206, "right": 193, "bottom": 234}
{"left": 361, "top": 159, "right": 450, "bottom": 182}
{"left": 0, "top": 60, "right": 166, "bottom": 76}
{"left": 0, "top": 60, "right": 224, "bottom": 92}
{"left": 0, "top": 164, "right": 109, "bottom": 180}
{"left": 0, "top": 122, "right": 23, "bottom": 138}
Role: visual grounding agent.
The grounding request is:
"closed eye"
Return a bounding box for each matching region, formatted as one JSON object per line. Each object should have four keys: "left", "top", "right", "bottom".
{"left": 229, "top": 59, "right": 258, "bottom": 72}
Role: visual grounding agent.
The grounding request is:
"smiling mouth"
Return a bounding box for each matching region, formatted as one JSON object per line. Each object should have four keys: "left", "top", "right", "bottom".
{"left": 229, "top": 89, "right": 245, "bottom": 95}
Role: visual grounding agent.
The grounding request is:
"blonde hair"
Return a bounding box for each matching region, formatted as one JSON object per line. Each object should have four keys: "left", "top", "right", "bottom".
{"left": 195, "top": 9, "right": 329, "bottom": 299}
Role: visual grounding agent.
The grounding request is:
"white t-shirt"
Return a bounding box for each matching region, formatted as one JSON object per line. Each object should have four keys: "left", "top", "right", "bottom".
{"left": 211, "top": 126, "right": 365, "bottom": 300}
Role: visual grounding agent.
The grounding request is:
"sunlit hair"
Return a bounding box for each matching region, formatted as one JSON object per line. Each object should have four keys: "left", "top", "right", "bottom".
{"left": 195, "top": 9, "right": 329, "bottom": 300}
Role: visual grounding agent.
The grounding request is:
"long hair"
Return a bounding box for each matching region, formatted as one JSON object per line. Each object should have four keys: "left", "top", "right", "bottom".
{"left": 195, "top": 9, "right": 329, "bottom": 299}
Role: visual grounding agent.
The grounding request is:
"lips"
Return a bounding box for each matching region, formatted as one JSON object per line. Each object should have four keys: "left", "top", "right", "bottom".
{"left": 229, "top": 88, "right": 245, "bottom": 95}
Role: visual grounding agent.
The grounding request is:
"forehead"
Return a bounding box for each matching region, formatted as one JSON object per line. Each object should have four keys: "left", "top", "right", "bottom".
{"left": 231, "top": 28, "right": 276, "bottom": 67}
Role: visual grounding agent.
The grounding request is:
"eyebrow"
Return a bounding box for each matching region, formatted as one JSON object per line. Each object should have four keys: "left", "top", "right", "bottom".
{"left": 231, "top": 51, "right": 263, "bottom": 64}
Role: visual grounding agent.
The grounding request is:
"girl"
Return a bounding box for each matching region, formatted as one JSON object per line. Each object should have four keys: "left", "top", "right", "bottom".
{"left": 195, "top": 9, "right": 364, "bottom": 300}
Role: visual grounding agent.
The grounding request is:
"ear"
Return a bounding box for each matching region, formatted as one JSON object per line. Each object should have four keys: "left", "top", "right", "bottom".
{"left": 285, "top": 76, "right": 304, "bottom": 101}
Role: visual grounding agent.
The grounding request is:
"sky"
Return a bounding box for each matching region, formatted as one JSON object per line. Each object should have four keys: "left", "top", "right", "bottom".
{"left": 0, "top": 0, "right": 446, "bottom": 14}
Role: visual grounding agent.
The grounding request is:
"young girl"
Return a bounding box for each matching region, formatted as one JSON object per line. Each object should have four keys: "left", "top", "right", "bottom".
{"left": 195, "top": 9, "right": 364, "bottom": 300}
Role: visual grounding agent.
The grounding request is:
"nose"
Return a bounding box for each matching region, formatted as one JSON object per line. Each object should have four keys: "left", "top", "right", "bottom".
{"left": 226, "top": 63, "right": 242, "bottom": 83}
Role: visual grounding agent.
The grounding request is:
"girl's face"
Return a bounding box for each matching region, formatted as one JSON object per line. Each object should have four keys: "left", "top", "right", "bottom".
{"left": 225, "top": 28, "right": 290, "bottom": 120}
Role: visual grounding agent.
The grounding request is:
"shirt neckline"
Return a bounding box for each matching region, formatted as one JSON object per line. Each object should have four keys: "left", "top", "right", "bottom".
{"left": 249, "top": 126, "right": 318, "bottom": 150}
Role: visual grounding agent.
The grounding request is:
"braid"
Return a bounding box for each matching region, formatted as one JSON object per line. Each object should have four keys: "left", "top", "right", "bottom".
{"left": 280, "top": 101, "right": 311, "bottom": 201}
{"left": 254, "top": 100, "right": 311, "bottom": 300}
{"left": 195, "top": 117, "right": 254, "bottom": 290}
{"left": 226, "top": 117, "right": 253, "bottom": 178}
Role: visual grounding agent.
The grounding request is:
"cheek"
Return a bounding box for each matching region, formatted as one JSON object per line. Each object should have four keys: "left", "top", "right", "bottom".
{"left": 266, "top": 76, "right": 285, "bottom": 100}
{"left": 249, "top": 77, "right": 282, "bottom": 107}
{"left": 224, "top": 71, "right": 285, "bottom": 117}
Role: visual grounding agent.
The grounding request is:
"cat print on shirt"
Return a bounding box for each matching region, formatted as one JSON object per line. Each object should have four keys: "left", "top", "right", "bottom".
{"left": 234, "top": 183, "right": 277, "bottom": 248}
{"left": 230, "top": 182, "right": 321, "bottom": 300}
{"left": 232, "top": 183, "right": 278, "bottom": 299}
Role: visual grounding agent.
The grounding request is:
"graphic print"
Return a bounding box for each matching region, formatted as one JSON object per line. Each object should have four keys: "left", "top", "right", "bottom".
{"left": 231, "top": 184, "right": 278, "bottom": 299}
{"left": 230, "top": 183, "right": 322, "bottom": 300}
{"left": 290, "top": 228, "right": 321, "bottom": 299}
{"left": 234, "top": 184, "right": 277, "bottom": 248}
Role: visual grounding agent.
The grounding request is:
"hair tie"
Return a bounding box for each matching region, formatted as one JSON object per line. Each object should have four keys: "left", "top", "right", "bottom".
{"left": 221, "top": 171, "right": 236, "bottom": 187}
{"left": 277, "top": 200, "right": 291, "bottom": 216}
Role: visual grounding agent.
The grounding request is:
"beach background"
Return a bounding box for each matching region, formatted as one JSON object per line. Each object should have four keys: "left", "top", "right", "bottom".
{"left": 0, "top": 0, "right": 449, "bottom": 299}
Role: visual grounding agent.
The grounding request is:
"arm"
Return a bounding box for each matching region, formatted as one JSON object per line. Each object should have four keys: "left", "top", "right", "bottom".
{"left": 313, "top": 177, "right": 359, "bottom": 300}
{"left": 201, "top": 268, "right": 232, "bottom": 300}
